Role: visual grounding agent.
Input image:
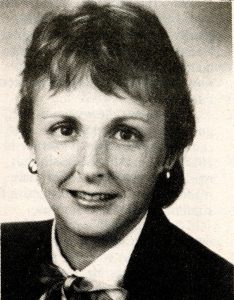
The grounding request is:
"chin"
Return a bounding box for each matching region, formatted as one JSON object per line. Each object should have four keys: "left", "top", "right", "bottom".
{"left": 60, "top": 215, "right": 117, "bottom": 239}
{"left": 55, "top": 205, "right": 138, "bottom": 241}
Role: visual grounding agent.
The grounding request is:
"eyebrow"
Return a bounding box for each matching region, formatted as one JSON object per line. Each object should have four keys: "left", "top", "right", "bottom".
{"left": 41, "top": 115, "right": 76, "bottom": 121}
{"left": 111, "top": 116, "right": 149, "bottom": 125}
{"left": 40, "top": 115, "right": 149, "bottom": 123}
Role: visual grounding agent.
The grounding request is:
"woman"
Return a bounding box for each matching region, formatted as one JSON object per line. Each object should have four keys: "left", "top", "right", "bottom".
{"left": 2, "top": 2, "right": 233, "bottom": 299}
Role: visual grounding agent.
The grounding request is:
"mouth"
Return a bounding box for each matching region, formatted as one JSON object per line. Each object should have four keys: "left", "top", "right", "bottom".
{"left": 67, "top": 190, "right": 118, "bottom": 207}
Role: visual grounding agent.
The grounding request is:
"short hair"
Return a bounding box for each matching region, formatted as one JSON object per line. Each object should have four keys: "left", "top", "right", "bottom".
{"left": 18, "top": 1, "right": 196, "bottom": 207}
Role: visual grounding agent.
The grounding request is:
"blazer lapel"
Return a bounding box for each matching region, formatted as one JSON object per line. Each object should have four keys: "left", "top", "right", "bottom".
{"left": 123, "top": 209, "right": 195, "bottom": 300}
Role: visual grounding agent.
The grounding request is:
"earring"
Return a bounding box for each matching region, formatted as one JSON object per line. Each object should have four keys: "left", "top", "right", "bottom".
{"left": 166, "top": 170, "right": 171, "bottom": 179}
{"left": 28, "top": 159, "right": 37, "bottom": 174}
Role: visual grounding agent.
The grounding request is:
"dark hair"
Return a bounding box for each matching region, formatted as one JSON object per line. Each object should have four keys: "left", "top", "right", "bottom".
{"left": 18, "top": 1, "right": 195, "bottom": 207}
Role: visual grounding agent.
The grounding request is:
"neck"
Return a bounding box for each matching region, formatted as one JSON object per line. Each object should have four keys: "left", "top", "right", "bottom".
{"left": 55, "top": 214, "right": 146, "bottom": 271}
{"left": 55, "top": 220, "right": 125, "bottom": 271}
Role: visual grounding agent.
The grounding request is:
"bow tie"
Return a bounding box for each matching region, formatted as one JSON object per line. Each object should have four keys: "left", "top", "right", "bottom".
{"left": 39, "top": 263, "right": 126, "bottom": 300}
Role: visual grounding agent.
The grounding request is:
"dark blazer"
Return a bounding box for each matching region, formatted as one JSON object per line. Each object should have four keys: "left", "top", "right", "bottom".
{"left": 1, "top": 209, "right": 233, "bottom": 300}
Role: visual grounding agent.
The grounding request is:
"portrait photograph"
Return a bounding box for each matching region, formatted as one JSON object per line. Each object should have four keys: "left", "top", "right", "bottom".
{"left": 0, "top": 0, "right": 233, "bottom": 299}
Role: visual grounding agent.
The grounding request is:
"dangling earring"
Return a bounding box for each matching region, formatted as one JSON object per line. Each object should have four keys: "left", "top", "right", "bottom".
{"left": 28, "top": 159, "right": 37, "bottom": 174}
{"left": 166, "top": 170, "right": 171, "bottom": 179}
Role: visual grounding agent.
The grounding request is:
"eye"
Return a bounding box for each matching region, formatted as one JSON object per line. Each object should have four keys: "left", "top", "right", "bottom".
{"left": 59, "top": 125, "right": 75, "bottom": 136}
{"left": 114, "top": 126, "right": 143, "bottom": 143}
{"left": 48, "top": 122, "right": 77, "bottom": 141}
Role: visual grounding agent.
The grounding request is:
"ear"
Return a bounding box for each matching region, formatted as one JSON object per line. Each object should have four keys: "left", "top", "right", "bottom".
{"left": 163, "top": 152, "right": 183, "bottom": 171}
{"left": 28, "top": 144, "right": 36, "bottom": 157}
{"left": 157, "top": 152, "right": 182, "bottom": 175}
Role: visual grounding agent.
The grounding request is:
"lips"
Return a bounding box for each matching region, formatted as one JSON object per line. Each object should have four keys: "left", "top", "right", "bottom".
{"left": 68, "top": 190, "right": 118, "bottom": 202}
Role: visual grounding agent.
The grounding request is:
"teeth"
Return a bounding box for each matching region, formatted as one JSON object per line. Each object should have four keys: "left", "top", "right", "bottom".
{"left": 70, "top": 191, "right": 115, "bottom": 201}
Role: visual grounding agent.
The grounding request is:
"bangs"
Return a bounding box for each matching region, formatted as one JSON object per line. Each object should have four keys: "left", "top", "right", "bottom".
{"left": 48, "top": 49, "right": 166, "bottom": 104}
{"left": 24, "top": 2, "right": 175, "bottom": 104}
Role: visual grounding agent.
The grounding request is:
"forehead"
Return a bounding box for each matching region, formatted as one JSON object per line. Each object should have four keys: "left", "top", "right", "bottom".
{"left": 33, "top": 77, "right": 165, "bottom": 121}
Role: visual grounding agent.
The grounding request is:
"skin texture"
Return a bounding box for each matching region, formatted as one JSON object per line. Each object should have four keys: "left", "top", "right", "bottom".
{"left": 31, "top": 77, "right": 167, "bottom": 269}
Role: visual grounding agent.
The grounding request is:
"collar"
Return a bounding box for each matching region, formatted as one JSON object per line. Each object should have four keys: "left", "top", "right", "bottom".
{"left": 52, "top": 214, "right": 147, "bottom": 297}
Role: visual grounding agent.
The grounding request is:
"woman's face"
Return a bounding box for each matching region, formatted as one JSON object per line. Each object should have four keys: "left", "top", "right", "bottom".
{"left": 32, "top": 78, "right": 167, "bottom": 239}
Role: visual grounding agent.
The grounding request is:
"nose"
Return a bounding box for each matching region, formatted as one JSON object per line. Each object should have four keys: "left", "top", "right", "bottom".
{"left": 75, "top": 136, "right": 108, "bottom": 182}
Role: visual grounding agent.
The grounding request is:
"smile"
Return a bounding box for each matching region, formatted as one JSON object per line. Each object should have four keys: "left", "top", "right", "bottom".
{"left": 68, "top": 190, "right": 118, "bottom": 206}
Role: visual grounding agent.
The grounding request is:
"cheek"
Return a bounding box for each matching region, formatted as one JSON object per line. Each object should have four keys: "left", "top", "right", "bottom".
{"left": 108, "top": 144, "right": 165, "bottom": 193}
{"left": 34, "top": 143, "right": 75, "bottom": 184}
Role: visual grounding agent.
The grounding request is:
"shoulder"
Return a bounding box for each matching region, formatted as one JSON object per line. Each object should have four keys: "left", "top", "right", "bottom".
{"left": 157, "top": 219, "right": 233, "bottom": 298}
{"left": 1, "top": 220, "right": 53, "bottom": 265}
{"left": 1, "top": 219, "right": 53, "bottom": 249}
{"left": 167, "top": 221, "right": 233, "bottom": 270}
{"left": 134, "top": 210, "right": 233, "bottom": 299}
{"left": 1, "top": 219, "right": 53, "bottom": 236}
{"left": 146, "top": 210, "right": 233, "bottom": 271}
{"left": 1, "top": 220, "right": 53, "bottom": 300}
